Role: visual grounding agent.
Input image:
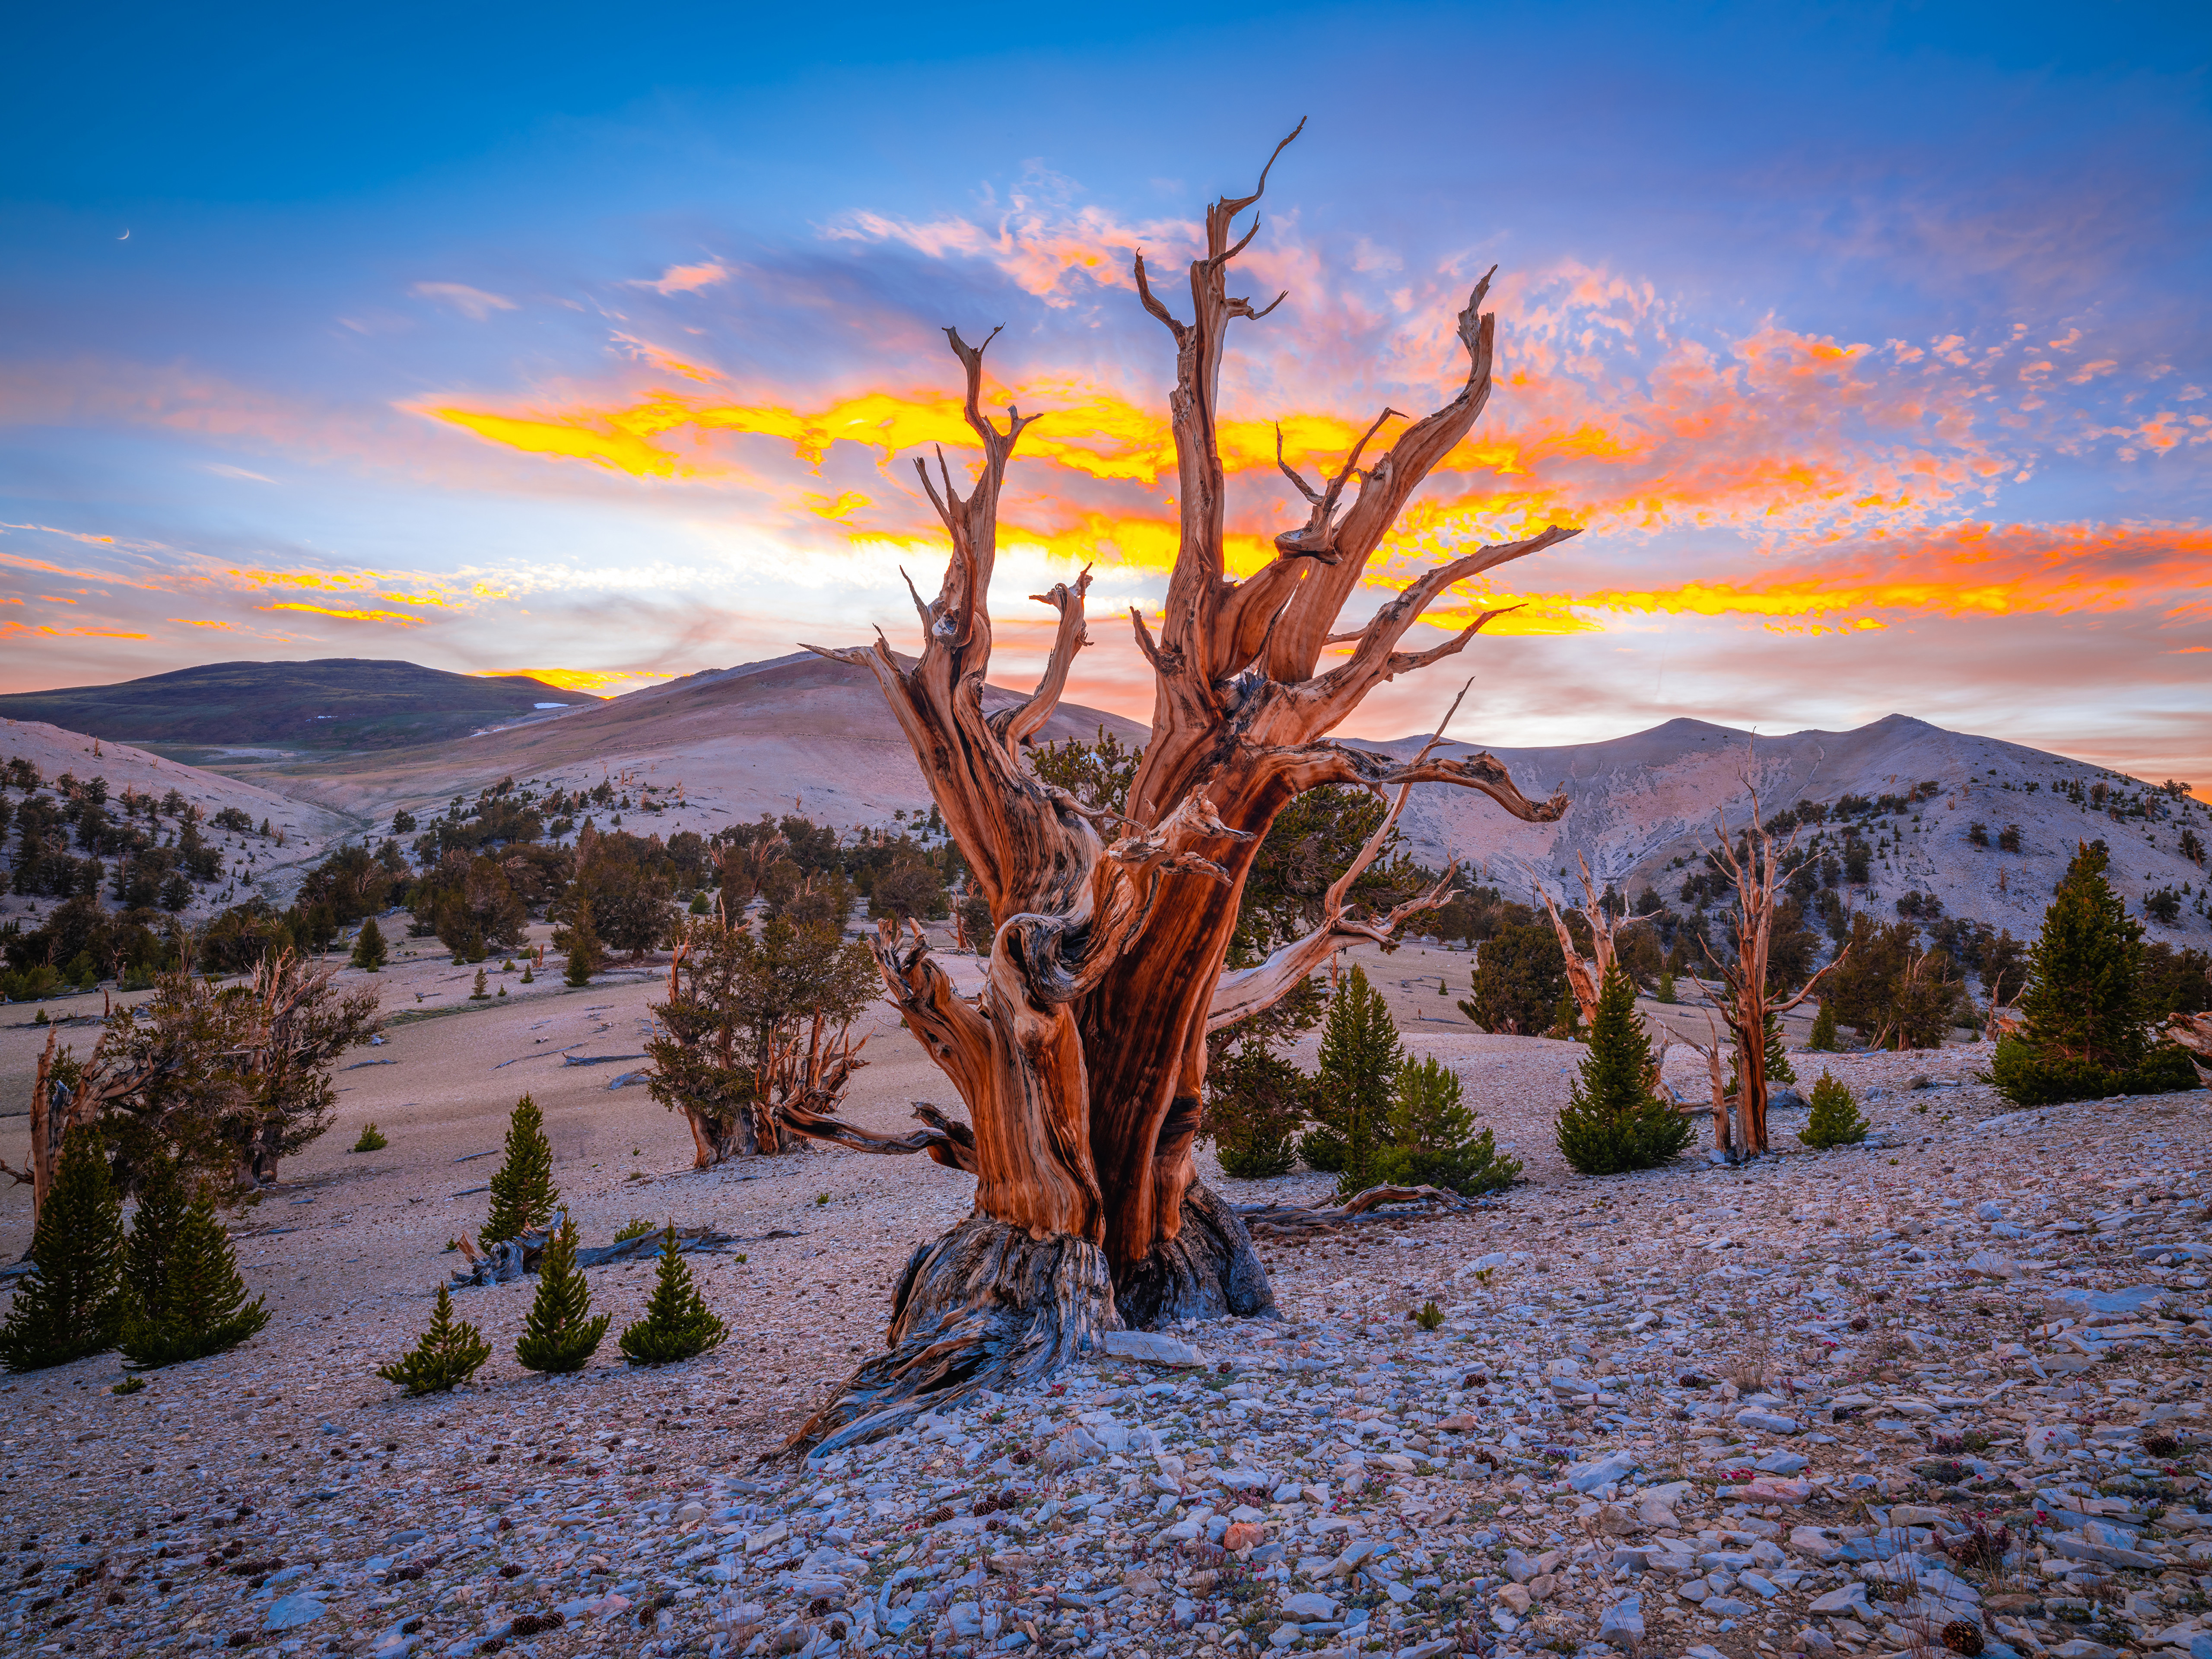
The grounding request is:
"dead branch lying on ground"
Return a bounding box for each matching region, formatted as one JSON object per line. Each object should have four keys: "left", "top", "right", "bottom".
{"left": 1234, "top": 1182, "right": 1487, "bottom": 1238}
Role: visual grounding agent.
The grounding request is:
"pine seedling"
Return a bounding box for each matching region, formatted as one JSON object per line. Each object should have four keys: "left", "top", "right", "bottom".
{"left": 377, "top": 1285, "right": 491, "bottom": 1395}
{"left": 515, "top": 1220, "right": 608, "bottom": 1374}
{"left": 1656, "top": 970, "right": 1676, "bottom": 1005}
{"left": 1380, "top": 1055, "right": 1519, "bottom": 1196}
{"left": 1799, "top": 1072, "right": 1872, "bottom": 1148}
{"left": 119, "top": 1164, "right": 268, "bottom": 1370}
{"left": 483, "top": 1094, "right": 559, "bottom": 1243}
{"left": 470, "top": 968, "right": 490, "bottom": 1000}
{"left": 350, "top": 915, "right": 388, "bottom": 972}
{"left": 1808, "top": 1001, "right": 1840, "bottom": 1052}
{"left": 0, "top": 1125, "right": 124, "bottom": 1372}
{"left": 351, "top": 1123, "right": 388, "bottom": 1152}
{"left": 563, "top": 909, "right": 604, "bottom": 986}
{"left": 618, "top": 1225, "right": 727, "bottom": 1366}
{"left": 1555, "top": 963, "right": 1696, "bottom": 1176}
{"left": 1299, "top": 966, "right": 1401, "bottom": 1188}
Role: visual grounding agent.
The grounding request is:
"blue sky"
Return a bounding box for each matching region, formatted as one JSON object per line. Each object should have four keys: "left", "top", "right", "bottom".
{"left": 3, "top": 0, "right": 2208, "bottom": 782}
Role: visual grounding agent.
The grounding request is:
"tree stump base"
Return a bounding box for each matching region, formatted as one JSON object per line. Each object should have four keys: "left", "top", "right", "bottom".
{"left": 794, "top": 1216, "right": 1119, "bottom": 1459}
{"left": 1115, "top": 1183, "right": 1277, "bottom": 1329}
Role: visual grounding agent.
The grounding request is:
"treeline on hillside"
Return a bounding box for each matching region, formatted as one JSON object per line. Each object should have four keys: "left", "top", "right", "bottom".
{"left": 1, "top": 765, "right": 972, "bottom": 996}
{"left": 0, "top": 756, "right": 284, "bottom": 998}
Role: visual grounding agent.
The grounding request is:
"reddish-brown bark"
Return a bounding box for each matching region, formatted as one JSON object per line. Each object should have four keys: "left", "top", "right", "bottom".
{"left": 795, "top": 131, "right": 1576, "bottom": 1445}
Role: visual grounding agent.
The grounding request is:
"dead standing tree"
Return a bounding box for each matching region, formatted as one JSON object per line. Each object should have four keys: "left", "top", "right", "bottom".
{"left": 1538, "top": 851, "right": 1653, "bottom": 1032}
{"left": 796, "top": 127, "right": 1574, "bottom": 1451}
{"left": 1698, "top": 782, "right": 1845, "bottom": 1158}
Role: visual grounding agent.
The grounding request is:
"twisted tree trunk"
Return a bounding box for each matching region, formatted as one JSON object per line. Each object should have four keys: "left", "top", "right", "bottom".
{"left": 794, "top": 128, "right": 1574, "bottom": 1450}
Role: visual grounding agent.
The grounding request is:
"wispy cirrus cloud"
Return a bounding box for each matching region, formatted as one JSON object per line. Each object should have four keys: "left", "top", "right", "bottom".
{"left": 410, "top": 282, "right": 517, "bottom": 320}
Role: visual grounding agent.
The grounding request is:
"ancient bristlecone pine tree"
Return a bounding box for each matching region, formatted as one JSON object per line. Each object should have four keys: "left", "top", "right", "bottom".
{"left": 796, "top": 128, "right": 1574, "bottom": 1451}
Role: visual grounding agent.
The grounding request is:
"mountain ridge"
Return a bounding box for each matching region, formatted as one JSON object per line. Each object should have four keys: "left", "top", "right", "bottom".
{"left": 0, "top": 658, "right": 594, "bottom": 753}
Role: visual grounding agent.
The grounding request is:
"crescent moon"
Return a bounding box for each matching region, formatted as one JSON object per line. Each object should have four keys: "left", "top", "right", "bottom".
{"left": 119, "top": 229, "right": 130, "bottom": 240}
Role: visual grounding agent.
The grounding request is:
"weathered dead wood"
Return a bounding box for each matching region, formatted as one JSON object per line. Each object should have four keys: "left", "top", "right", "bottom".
{"left": 1233, "top": 1182, "right": 1478, "bottom": 1238}
{"left": 1539, "top": 853, "right": 1656, "bottom": 1033}
{"left": 787, "top": 130, "right": 1576, "bottom": 1449}
{"left": 2163, "top": 1011, "right": 2212, "bottom": 1085}
{"left": 1697, "top": 776, "right": 1846, "bottom": 1157}
{"left": 448, "top": 1214, "right": 746, "bottom": 1289}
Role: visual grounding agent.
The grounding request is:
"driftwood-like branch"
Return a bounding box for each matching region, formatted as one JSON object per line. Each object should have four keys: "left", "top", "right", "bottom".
{"left": 1263, "top": 740, "right": 1570, "bottom": 824}
{"left": 1236, "top": 1183, "right": 1481, "bottom": 1238}
{"left": 1539, "top": 852, "right": 1657, "bottom": 1031}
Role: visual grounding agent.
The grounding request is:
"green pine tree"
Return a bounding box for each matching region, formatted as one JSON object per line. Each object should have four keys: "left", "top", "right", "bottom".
{"left": 1298, "top": 967, "right": 1402, "bottom": 1192}
{"left": 1655, "top": 970, "right": 1676, "bottom": 1005}
{"left": 1379, "top": 1055, "right": 1520, "bottom": 1195}
{"left": 618, "top": 1226, "right": 727, "bottom": 1365}
{"left": 350, "top": 915, "right": 388, "bottom": 972}
{"left": 482, "top": 1095, "right": 560, "bottom": 1244}
{"left": 1203, "top": 1042, "right": 1307, "bottom": 1179}
{"left": 562, "top": 907, "right": 604, "bottom": 986}
{"left": 118, "top": 1163, "right": 268, "bottom": 1370}
{"left": 1994, "top": 839, "right": 2195, "bottom": 1104}
{"left": 1807, "top": 1000, "right": 1840, "bottom": 1052}
{"left": 1798, "top": 1071, "right": 1870, "bottom": 1147}
{"left": 514, "top": 1220, "right": 608, "bottom": 1374}
{"left": 376, "top": 1285, "right": 491, "bottom": 1395}
{"left": 1555, "top": 963, "right": 1696, "bottom": 1176}
{"left": 470, "top": 967, "right": 489, "bottom": 1000}
{"left": 0, "top": 1125, "right": 124, "bottom": 1372}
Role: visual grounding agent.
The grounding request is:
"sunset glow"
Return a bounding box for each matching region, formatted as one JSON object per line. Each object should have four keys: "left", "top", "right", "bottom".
{"left": 1, "top": 2, "right": 2205, "bottom": 785}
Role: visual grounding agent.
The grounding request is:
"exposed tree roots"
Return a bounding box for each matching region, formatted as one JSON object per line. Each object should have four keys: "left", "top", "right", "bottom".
{"left": 792, "top": 1217, "right": 1119, "bottom": 1460}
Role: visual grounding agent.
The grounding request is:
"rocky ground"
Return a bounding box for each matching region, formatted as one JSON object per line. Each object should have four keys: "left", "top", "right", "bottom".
{"left": 3, "top": 957, "right": 2210, "bottom": 1659}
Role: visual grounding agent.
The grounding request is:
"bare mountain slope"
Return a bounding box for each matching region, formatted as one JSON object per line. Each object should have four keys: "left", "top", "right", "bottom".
{"left": 230, "top": 652, "right": 1148, "bottom": 841}
{"left": 0, "top": 719, "right": 365, "bottom": 925}
{"left": 1383, "top": 713, "right": 2209, "bottom": 943}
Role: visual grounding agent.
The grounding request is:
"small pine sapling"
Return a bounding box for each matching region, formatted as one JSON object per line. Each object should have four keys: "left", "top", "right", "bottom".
{"left": 1299, "top": 967, "right": 1400, "bottom": 1189}
{"left": 514, "top": 1220, "right": 608, "bottom": 1374}
{"left": 1656, "top": 970, "right": 1676, "bottom": 1005}
{"left": 0, "top": 1125, "right": 124, "bottom": 1372}
{"left": 470, "top": 968, "right": 489, "bottom": 1001}
{"left": 119, "top": 1163, "right": 269, "bottom": 1369}
{"left": 376, "top": 1285, "right": 491, "bottom": 1394}
{"left": 1380, "top": 1055, "right": 1520, "bottom": 1195}
{"left": 1555, "top": 964, "right": 1696, "bottom": 1176}
{"left": 1799, "top": 1072, "right": 1872, "bottom": 1148}
{"left": 351, "top": 1123, "right": 388, "bottom": 1153}
{"left": 1203, "top": 1042, "right": 1307, "bottom": 1179}
{"left": 482, "top": 1095, "right": 559, "bottom": 1243}
{"left": 350, "top": 915, "right": 388, "bottom": 973}
{"left": 1808, "top": 1001, "right": 1840, "bottom": 1052}
{"left": 519, "top": 962, "right": 534, "bottom": 985}
{"left": 562, "top": 908, "right": 604, "bottom": 986}
{"left": 618, "top": 1225, "right": 727, "bottom": 1366}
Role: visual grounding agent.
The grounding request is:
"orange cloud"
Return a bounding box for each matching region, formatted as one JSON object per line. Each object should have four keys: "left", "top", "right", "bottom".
{"left": 1429, "top": 521, "right": 2212, "bottom": 631}
{"left": 0, "top": 621, "right": 149, "bottom": 640}
{"left": 635, "top": 260, "right": 730, "bottom": 296}
{"left": 259, "top": 602, "right": 425, "bottom": 626}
